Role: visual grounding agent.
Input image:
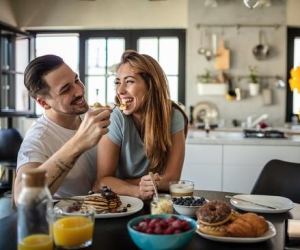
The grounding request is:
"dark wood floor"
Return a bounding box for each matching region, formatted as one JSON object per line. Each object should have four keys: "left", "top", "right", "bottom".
{"left": 0, "top": 189, "right": 16, "bottom": 219}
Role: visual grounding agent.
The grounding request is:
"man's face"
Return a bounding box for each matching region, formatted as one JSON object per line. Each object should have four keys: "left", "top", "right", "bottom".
{"left": 40, "top": 63, "right": 89, "bottom": 116}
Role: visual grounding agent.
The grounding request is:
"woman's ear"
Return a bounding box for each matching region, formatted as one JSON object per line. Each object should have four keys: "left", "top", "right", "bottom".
{"left": 36, "top": 97, "right": 51, "bottom": 110}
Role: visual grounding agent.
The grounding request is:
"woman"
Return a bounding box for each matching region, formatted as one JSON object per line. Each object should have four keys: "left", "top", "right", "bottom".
{"left": 93, "top": 50, "right": 188, "bottom": 200}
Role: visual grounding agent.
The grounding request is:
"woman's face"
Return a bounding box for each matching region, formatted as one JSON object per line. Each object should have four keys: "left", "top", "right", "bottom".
{"left": 115, "top": 63, "right": 148, "bottom": 115}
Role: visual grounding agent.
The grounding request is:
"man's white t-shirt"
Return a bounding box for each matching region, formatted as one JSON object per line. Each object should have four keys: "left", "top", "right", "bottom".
{"left": 17, "top": 114, "right": 97, "bottom": 197}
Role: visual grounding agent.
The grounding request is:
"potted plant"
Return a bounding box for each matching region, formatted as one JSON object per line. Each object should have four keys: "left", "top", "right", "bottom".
{"left": 248, "top": 65, "right": 260, "bottom": 96}
{"left": 197, "top": 70, "right": 227, "bottom": 95}
{"left": 198, "top": 69, "right": 211, "bottom": 83}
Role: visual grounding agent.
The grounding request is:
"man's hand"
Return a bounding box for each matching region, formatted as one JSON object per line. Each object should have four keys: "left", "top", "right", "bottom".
{"left": 74, "top": 108, "right": 111, "bottom": 151}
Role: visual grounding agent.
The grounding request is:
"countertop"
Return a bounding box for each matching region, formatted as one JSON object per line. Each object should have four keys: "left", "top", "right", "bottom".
{"left": 187, "top": 127, "right": 300, "bottom": 146}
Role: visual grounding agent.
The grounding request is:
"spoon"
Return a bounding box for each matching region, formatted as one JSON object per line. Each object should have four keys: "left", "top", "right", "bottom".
{"left": 149, "top": 172, "right": 159, "bottom": 200}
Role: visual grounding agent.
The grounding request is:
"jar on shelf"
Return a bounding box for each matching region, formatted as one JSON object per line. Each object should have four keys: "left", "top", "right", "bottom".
{"left": 150, "top": 194, "right": 173, "bottom": 214}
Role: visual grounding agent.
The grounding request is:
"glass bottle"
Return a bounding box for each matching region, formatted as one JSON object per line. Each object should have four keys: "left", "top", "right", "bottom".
{"left": 150, "top": 194, "right": 173, "bottom": 214}
{"left": 17, "top": 169, "right": 54, "bottom": 250}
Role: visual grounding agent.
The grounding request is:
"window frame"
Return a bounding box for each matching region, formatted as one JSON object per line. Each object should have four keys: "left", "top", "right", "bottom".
{"left": 286, "top": 27, "right": 300, "bottom": 122}
{"left": 31, "top": 29, "right": 186, "bottom": 106}
{"left": 0, "top": 21, "right": 34, "bottom": 118}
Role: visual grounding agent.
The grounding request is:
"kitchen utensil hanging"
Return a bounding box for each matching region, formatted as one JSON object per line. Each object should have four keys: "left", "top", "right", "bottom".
{"left": 204, "top": 29, "right": 213, "bottom": 61}
{"left": 215, "top": 36, "right": 230, "bottom": 70}
{"left": 198, "top": 28, "right": 206, "bottom": 55}
{"left": 253, "top": 30, "right": 270, "bottom": 60}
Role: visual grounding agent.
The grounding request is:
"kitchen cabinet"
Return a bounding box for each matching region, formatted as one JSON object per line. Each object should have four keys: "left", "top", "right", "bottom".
{"left": 181, "top": 144, "right": 222, "bottom": 191}
{"left": 183, "top": 142, "right": 300, "bottom": 194}
{"left": 222, "top": 145, "right": 300, "bottom": 194}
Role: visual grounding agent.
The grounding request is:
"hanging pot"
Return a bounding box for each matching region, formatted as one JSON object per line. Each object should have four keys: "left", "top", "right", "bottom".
{"left": 252, "top": 30, "right": 270, "bottom": 60}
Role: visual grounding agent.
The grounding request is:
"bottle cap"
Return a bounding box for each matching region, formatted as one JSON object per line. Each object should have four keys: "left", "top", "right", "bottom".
{"left": 22, "top": 169, "right": 47, "bottom": 187}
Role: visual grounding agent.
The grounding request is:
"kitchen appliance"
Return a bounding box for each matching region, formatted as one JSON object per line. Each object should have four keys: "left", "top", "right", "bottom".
{"left": 192, "top": 101, "right": 219, "bottom": 125}
{"left": 244, "top": 129, "right": 286, "bottom": 139}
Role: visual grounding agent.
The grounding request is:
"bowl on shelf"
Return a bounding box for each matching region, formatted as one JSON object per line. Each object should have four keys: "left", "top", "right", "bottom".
{"left": 127, "top": 214, "right": 196, "bottom": 250}
{"left": 172, "top": 196, "right": 207, "bottom": 217}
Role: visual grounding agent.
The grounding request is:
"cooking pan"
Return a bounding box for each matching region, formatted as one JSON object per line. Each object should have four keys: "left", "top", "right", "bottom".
{"left": 253, "top": 30, "right": 269, "bottom": 60}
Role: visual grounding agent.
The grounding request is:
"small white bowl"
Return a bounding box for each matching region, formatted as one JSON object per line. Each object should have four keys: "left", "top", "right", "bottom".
{"left": 172, "top": 196, "right": 207, "bottom": 217}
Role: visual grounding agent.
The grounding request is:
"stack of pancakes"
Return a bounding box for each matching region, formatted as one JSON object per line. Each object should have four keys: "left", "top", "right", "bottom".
{"left": 83, "top": 187, "right": 122, "bottom": 213}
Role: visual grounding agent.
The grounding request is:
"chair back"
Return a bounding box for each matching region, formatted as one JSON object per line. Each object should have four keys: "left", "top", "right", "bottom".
{"left": 251, "top": 159, "right": 300, "bottom": 204}
{"left": 0, "top": 128, "right": 23, "bottom": 166}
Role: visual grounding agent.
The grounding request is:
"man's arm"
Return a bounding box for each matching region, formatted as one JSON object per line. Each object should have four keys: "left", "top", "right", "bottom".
{"left": 14, "top": 109, "right": 111, "bottom": 202}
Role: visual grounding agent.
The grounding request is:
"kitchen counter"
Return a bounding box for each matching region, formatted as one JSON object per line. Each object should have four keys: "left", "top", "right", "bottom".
{"left": 187, "top": 128, "right": 300, "bottom": 146}
{"left": 183, "top": 129, "right": 300, "bottom": 193}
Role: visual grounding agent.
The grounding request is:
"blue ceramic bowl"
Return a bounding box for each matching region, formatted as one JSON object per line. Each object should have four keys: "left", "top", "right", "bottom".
{"left": 127, "top": 214, "right": 197, "bottom": 250}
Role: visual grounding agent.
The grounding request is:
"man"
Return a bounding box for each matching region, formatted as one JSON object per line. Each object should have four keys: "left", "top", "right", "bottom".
{"left": 14, "top": 54, "right": 111, "bottom": 202}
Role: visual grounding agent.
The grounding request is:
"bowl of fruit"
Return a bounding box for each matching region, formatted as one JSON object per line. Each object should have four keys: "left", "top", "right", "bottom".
{"left": 172, "top": 196, "right": 207, "bottom": 217}
{"left": 127, "top": 214, "right": 196, "bottom": 250}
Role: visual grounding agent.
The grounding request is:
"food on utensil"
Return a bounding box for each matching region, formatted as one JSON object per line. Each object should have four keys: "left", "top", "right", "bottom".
{"left": 119, "top": 101, "right": 127, "bottom": 110}
{"left": 226, "top": 212, "right": 268, "bottom": 237}
{"left": 196, "top": 200, "right": 232, "bottom": 226}
{"left": 90, "top": 102, "right": 110, "bottom": 109}
{"left": 90, "top": 102, "right": 103, "bottom": 108}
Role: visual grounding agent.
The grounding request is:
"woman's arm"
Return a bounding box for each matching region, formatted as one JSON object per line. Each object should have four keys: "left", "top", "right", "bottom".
{"left": 94, "top": 128, "right": 186, "bottom": 200}
{"left": 94, "top": 135, "right": 155, "bottom": 200}
{"left": 155, "top": 129, "right": 186, "bottom": 191}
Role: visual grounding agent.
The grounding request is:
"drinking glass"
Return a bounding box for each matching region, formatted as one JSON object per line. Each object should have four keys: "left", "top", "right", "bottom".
{"left": 151, "top": 194, "right": 173, "bottom": 214}
{"left": 52, "top": 205, "right": 95, "bottom": 249}
{"left": 169, "top": 180, "right": 194, "bottom": 197}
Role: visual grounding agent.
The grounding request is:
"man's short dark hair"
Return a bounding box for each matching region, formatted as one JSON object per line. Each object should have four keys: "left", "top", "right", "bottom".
{"left": 24, "top": 54, "right": 64, "bottom": 99}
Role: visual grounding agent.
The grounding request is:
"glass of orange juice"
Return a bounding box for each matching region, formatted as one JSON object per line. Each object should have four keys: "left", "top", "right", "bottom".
{"left": 52, "top": 205, "right": 95, "bottom": 249}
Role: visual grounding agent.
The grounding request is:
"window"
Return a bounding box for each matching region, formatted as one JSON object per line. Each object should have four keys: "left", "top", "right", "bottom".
{"left": 35, "top": 33, "right": 79, "bottom": 115}
{"left": 0, "top": 22, "right": 34, "bottom": 118}
{"left": 80, "top": 29, "right": 186, "bottom": 106}
{"left": 29, "top": 29, "right": 186, "bottom": 114}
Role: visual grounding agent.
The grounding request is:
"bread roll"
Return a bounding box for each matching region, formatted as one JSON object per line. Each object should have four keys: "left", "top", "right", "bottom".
{"left": 226, "top": 212, "right": 268, "bottom": 237}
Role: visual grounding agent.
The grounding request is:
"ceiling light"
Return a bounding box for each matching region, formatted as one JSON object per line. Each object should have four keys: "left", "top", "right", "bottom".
{"left": 204, "top": 0, "right": 218, "bottom": 8}
{"left": 243, "top": 0, "right": 260, "bottom": 9}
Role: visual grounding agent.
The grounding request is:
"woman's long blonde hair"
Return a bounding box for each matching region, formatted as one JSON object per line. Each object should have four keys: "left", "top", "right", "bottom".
{"left": 115, "top": 50, "right": 188, "bottom": 173}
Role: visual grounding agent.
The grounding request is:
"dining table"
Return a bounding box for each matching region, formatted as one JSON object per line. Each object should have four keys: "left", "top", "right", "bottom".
{"left": 0, "top": 190, "right": 299, "bottom": 250}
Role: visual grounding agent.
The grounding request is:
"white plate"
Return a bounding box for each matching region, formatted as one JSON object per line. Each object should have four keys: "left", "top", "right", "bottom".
{"left": 196, "top": 221, "right": 276, "bottom": 243}
{"left": 55, "top": 195, "right": 144, "bottom": 218}
{"left": 230, "top": 194, "right": 294, "bottom": 213}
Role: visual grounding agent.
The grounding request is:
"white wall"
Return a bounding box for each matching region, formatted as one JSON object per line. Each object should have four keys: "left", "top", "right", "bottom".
{"left": 187, "top": 0, "right": 287, "bottom": 127}
{"left": 286, "top": 0, "right": 300, "bottom": 26}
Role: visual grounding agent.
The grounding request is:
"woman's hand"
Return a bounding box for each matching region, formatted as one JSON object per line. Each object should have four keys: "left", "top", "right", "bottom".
{"left": 139, "top": 173, "right": 162, "bottom": 200}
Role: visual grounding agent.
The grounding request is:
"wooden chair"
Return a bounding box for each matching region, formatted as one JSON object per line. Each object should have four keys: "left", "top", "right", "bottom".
{"left": 0, "top": 128, "right": 23, "bottom": 207}
{"left": 251, "top": 159, "right": 300, "bottom": 204}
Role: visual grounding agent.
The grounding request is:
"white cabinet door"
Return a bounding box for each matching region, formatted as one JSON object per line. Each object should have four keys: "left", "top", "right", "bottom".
{"left": 223, "top": 145, "right": 300, "bottom": 194}
{"left": 182, "top": 144, "right": 223, "bottom": 191}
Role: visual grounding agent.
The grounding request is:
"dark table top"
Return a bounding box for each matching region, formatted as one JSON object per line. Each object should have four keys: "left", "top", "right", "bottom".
{"left": 1, "top": 190, "right": 299, "bottom": 250}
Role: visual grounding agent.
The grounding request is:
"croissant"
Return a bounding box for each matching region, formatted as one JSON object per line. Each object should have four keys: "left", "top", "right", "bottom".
{"left": 226, "top": 212, "right": 269, "bottom": 237}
